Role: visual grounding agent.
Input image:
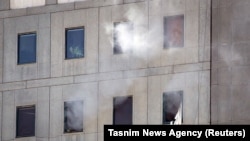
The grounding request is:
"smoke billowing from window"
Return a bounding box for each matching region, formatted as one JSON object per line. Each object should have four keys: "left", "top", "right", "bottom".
{"left": 163, "top": 91, "right": 183, "bottom": 125}
{"left": 64, "top": 101, "right": 83, "bottom": 133}
{"left": 104, "top": 4, "right": 165, "bottom": 59}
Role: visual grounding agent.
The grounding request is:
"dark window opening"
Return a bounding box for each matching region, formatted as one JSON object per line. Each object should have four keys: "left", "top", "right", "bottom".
{"left": 163, "top": 91, "right": 183, "bottom": 125}
{"left": 64, "top": 100, "right": 83, "bottom": 133}
{"left": 113, "top": 22, "right": 133, "bottom": 54}
{"left": 113, "top": 96, "right": 132, "bottom": 125}
{"left": 16, "top": 105, "right": 36, "bottom": 138}
{"left": 18, "top": 33, "right": 37, "bottom": 64}
{"left": 65, "top": 27, "right": 84, "bottom": 59}
{"left": 164, "top": 15, "right": 184, "bottom": 48}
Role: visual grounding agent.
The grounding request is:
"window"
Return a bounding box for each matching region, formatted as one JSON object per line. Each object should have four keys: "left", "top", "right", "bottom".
{"left": 113, "top": 22, "right": 133, "bottom": 54}
{"left": 10, "top": 0, "right": 45, "bottom": 9}
{"left": 18, "top": 33, "right": 37, "bottom": 64}
{"left": 65, "top": 27, "right": 84, "bottom": 59}
{"left": 164, "top": 15, "right": 184, "bottom": 48}
{"left": 163, "top": 91, "right": 183, "bottom": 125}
{"left": 64, "top": 100, "right": 83, "bottom": 133}
{"left": 16, "top": 106, "right": 36, "bottom": 138}
{"left": 113, "top": 96, "right": 132, "bottom": 125}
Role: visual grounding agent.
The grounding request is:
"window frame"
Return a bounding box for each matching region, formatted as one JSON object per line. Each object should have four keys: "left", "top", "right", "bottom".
{"left": 17, "top": 32, "right": 37, "bottom": 65}
{"left": 16, "top": 105, "right": 36, "bottom": 138}
{"left": 113, "top": 21, "right": 134, "bottom": 55}
{"left": 113, "top": 95, "right": 133, "bottom": 125}
{"left": 65, "top": 27, "right": 85, "bottom": 60}
{"left": 162, "top": 91, "right": 183, "bottom": 125}
{"left": 163, "top": 14, "right": 185, "bottom": 49}
{"left": 64, "top": 100, "right": 84, "bottom": 134}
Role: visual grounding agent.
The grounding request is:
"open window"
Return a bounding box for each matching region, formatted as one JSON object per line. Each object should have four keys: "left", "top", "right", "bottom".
{"left": 113, "top": 22, "right": 133, "bottom": 54}
{"left": 64, "top": 100, "right": 83, "bottom": 133}
{"left": 163, "top": 91, "right": 183, "bottom": 125}
{"left": 16, "top": 105, "right": 36, "bottom": 138}
{"left": 113, "top": 96, "right": 133, "bottom": 125}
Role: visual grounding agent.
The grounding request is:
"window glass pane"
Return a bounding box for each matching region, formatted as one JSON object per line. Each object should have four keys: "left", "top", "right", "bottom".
{"left": 113, "top": 22, "right": 133, "bottom": 54}
{"left": 16, "top": 106, "right": 36, "bottom": 138}
{"left": 163, "top": 91, "right": 183, "bottom": 125}
{"left": 113, "top": 96, "right": 132, "bottom": 125}
{"left": 18, "top": 33, "right": 37, "bottom": 64}
{"left": 164, "top": 15, "right": 184, "bottom": 48}
{"left": 64, "top": 101, "right": 83, "bottom": 133}
{"left": 66, "top": 28, "right": 84, "bottom": 59}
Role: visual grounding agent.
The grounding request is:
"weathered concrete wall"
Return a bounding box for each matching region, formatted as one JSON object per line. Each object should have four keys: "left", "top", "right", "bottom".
{"left": 211, "top": 0, "right": 250, "bottom": 124}
{"left": 51, "top": 8, "right": 99, "bottom": 77}
{"left": 0, "top": 0, "right": 9, "bottom": 11}
{"left": 0, "top": 0, "right": 211, "bottom": 141}
{"left": 3, "top": 14, "right": 51, "bottom": 82}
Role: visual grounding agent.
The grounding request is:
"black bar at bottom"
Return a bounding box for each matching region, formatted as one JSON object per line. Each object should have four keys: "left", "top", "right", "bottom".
{"left": 104, "top": 125, "right": 250, "bottom": 140}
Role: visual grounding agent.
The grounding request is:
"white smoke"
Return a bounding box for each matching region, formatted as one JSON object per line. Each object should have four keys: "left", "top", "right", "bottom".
{"left": 104, "top": 4, "right": 165, "bottom": 59}
{"left": 65, "top": 1, "right": 208, "bottom": 127}
{"left": 64, "top": 100, "right": 83, "bottom": 132}
{"left": 114, "top": 22, "right": 134, "bottom": 53}
{"left": 102, "top": 3, "right": 185, "bottom": 125}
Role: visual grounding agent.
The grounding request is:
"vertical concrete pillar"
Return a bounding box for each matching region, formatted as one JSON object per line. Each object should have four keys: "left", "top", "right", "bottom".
{"left": 0, "top": 19, "right": 3, "bottom": 84}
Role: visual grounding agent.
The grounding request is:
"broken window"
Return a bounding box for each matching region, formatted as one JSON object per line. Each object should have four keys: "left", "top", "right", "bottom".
{"left": 164, "top": 15, "right": 184, "bottom": 48}
{"left": 113, "top": 22, "right": 133, "bottom": 54}
{"left": 18, "top": 33, "right": 37, "bottom": 64}
{"left": 65, "top": 27, "right": 84, "bottom": 59}
{"left": 163, "top": 91, "right": 183, "bottom": 125}
{"left": 16, "top": 105, "right": 36, "bottom": 138}
{"left": 113, "top": 96, "right": 133, "bottom": 125}
{"left": 64, "top": 100, "right": 83, "bottom": 133}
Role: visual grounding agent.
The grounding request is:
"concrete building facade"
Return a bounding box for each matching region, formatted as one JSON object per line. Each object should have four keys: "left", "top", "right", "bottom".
{"left": 211, "top": 0, "right": 250, "bottom": 124}
{"left": 0, "top": 0, "right": 248, "bottom": 141}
